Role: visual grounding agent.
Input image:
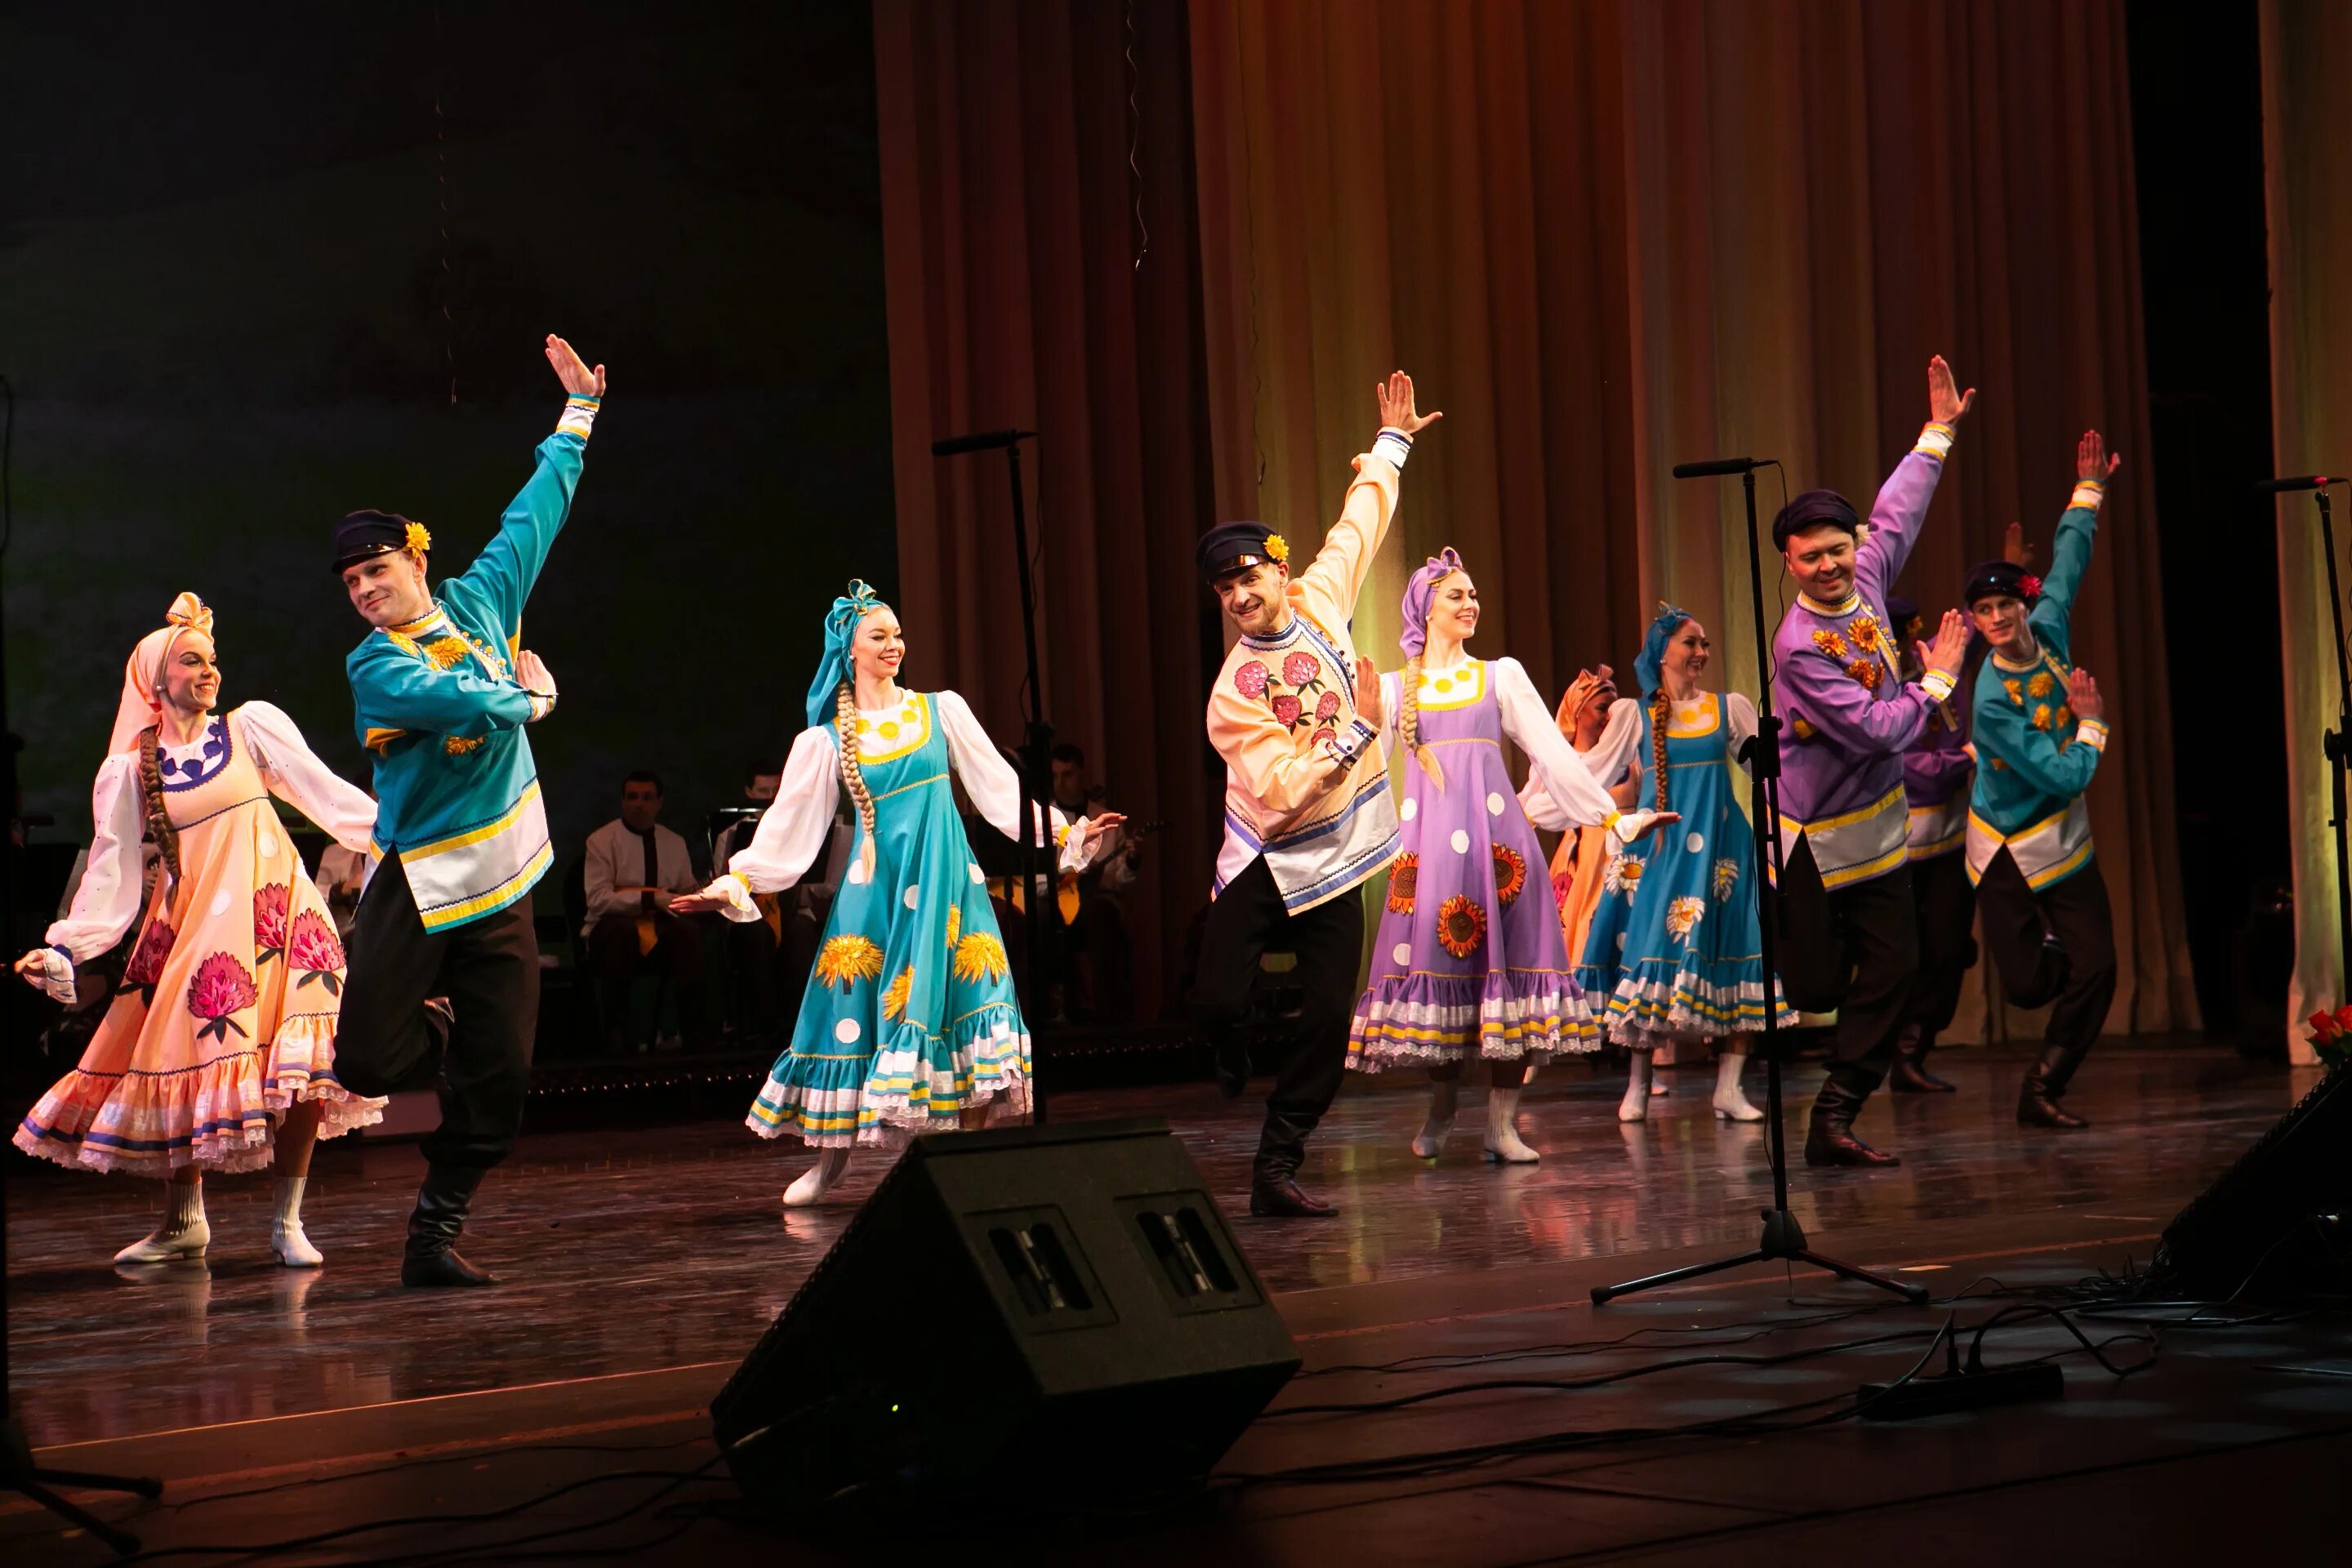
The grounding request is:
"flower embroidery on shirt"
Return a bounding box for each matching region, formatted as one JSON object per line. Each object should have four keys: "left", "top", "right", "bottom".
{"left": 425, "top": 636, "right": 471, "bottom": 670}
{"left": 1846, "top": 659, "right": 1883, "bottom": 693}
{"left": 1848, "top": 613, "right": 1884, "bottom": 653}
{"left": 2002, "top": 679, "right": 2025, "bottom": 706}
{"left": 385, "top": 631, "right": 423, "bottom": 658}
{"left": 1283, "top": 652, "right": 1324, "bottom": 692}
{"left": 2032, "top": 703, "right": 2053, "bottom": 731}
{"left": 1812, "top": 630, "right": 1851, "bottom": 660}
{"left": 1790, "top": 716, "right": 1817, "bottom": 742}
{"left": 2028, "top": 670, "right": 2056, "bottom": 699}
{"left": 1234, "top": 661, "right": 1270, "bottom": 700}
{"left": 444, "top": 734, "right": 486, "bottom": 757}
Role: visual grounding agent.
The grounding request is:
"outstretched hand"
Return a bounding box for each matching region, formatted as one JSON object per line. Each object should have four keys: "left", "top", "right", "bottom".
{"left": 2002, "top": 521, "right": 2037, "bottom": 569}
{"left": 1922, "top": 609, "right": 1968, "bottom": 678}
{"left": 545, "top": 334, "right": 607, "bottom": 399}
{"left": 1375, "top": 371, "right": 1442, "bottom": 438}
{"left": 1353, "top": 654, "right": 1383, "bottom": 730}
{"left": 1927, "top": 354, "right": 1976, "bottom": 425}
{"left": 669, "top": 888, "right": 732, "bottom": 916}
{"left": 2078, "top": 429, "right": 2121, "bottom": 483}
{"left": 13, "top": 951, "right": 50, "bottom": 990}
{"left": 2066, "top": 667, "right": 2104, "bottom": 723}
{"left": 1078, "top": 813, "right": 1129, "bottom": 858}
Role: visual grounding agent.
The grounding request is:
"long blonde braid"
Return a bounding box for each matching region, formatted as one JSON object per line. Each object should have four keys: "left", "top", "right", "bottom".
{"left": 1399, "top": 653, "right": 1443, "bottom": 787}
{"left": 1650, "top": 685, "right": 1673, "bottom": 815}
{"left": 834, "top": 683, "right": 878, "bottom": 880}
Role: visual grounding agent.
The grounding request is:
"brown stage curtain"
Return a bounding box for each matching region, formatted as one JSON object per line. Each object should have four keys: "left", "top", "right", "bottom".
{"left": 1184, "top": 0, "right": 2195, "bottom": 1041}
{"left": 2261, "top": 0, "right": 2352, "bottom": 1063}
{"left": 872, "top": 0, "right": 1218, "bottom": 1019}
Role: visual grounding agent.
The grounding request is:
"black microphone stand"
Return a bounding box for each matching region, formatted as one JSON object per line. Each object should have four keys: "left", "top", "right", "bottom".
{"left": 932, "top": 431, "right": 1056, "bottom": 1125}
{"left": 2310, "top": 483, "right": 2352, "bottom": 991}
{"left": 0, "top": 375, "right": 163, "bottom": 1549}
{"left": 1593, "top": 462, "right": 1927, "bottom": 1307}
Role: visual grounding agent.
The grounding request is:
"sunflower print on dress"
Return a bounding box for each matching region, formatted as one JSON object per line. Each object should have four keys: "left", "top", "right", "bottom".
{"left": 1386, "top": 853, "right": 1419, "bottom": 915}
{"left": 815, "top": 934, "right": 884, "bottom": 989}
{"left": 954, "top": 931, "right": 1009, "bottom": 984}
{"left": 1436, "top": 894, "right": 1488, "bottom": 959}
{"left": 1491, "top": 844, "right": 1527, "bottom": 906}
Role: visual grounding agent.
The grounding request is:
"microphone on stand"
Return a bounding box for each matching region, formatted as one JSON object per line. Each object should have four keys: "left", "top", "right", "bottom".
{"left": 1672, "top": 456, "right": 1776, "bottom": 479}
{"left": 2256, "top": 474, "right": 2344, "bottom": 494}
{"left": 930, "top": 428, "right": 1036, "bottom": 457}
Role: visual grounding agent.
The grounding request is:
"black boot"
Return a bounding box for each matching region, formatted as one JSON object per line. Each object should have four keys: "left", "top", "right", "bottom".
{"left": 1211, "top": 1031, "right": 1252, "bottom": 1100}
{"left": 401, "top": 1165, "right": 497, "bottom": 1287}
{"left": 2017, "top": 1045, "right": 2090, "bottom": 1129}
{"left": 1805, "top": 1058, "right": 1900, "bottom": 1167}
{"left": 1248, "top": 1114, "right": 1334, "bottom": 1218}
{"left": 1889, "top": 1022, "right": 1956, "bottom": 1094}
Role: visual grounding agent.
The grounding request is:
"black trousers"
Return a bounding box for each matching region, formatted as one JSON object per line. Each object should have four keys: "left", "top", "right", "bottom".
{"left": 1775, "top": 836, "right": 1918, "bottom": 1066}
{"left": 1186, "top": 855, "right": 1363, "bottom": 1177}
{"left": 1975, "top": 850, "right": 2116, "bottom": 1070}
{"left": 336, "top": 855, "right": 539, "bottom": 1170}
{"left": 1905, "top": 850, "right": 1979, "bottom": 1049}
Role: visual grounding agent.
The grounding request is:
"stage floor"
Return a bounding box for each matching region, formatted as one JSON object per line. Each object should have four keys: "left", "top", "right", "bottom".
{"left": 7, "top": 1042, "right": 2347, "bottom": 1562}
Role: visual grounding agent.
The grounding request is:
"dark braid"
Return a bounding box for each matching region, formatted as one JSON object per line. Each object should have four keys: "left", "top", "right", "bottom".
{"left": 1650, "top": 687, "right": 1672, "bottom": 814}
{"left": 136, "top": 727, "right": 182, "bottom": 888}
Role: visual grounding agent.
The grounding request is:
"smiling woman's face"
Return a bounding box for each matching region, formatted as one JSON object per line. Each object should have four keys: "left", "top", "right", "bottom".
{"left": 159, "top": 633, "right": 221, "bottom": 716}
{"left": 851, "top": 608, "right": 905, "bottom": 686}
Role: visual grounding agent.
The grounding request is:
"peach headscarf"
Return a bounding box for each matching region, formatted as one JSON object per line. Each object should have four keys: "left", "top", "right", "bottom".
{"left": 106, "top": 592, "right": 216, "bottom": 756}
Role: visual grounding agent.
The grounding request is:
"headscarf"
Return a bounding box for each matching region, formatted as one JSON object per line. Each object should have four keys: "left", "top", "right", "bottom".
{"left": 804, "top": 579, "right": 889, "bottom": 728}
{"left": 108, "top": 592, "right": 215, "bottom": 756}
{"left": 1398, "top": 548, "right": 1466, "bottom": 657}
{"left": 1633, "top": 602, "right": 1692, "bottom": 698}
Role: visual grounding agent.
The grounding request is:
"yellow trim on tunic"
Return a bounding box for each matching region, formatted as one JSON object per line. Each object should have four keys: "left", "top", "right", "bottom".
{"left": 401, "top": 781, "right": 543, "bottom": 861}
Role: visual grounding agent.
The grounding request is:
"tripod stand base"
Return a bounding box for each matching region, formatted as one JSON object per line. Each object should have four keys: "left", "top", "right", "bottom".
{"left": 1591, "top": 1207, "right": 1931, "bottom": 1306}
{"left": 2, "top": 1413, "right": 159, "bottom": 1556}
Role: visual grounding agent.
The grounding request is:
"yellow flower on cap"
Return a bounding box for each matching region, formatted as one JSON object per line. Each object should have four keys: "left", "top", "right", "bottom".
{"left": 404, "top": 521, "right": 433, "bottom": 553}
{"left": 1263, "top": 532, "right": 1290, "bottom": 564}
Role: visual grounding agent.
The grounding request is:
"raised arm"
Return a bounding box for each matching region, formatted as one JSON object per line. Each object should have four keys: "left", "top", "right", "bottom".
{"left": 2032, "top": 430, "right": 2120, "bottom": 655}
{"left": 1858, "top": 355, "right": 1975, "bottom": 590}
{"left": 440, "top": 336, "right": 605, "bottom": 638}
{"left": 238, "top": 702, "right": 376, "bottom": 855}
{"left": 675, "top": 727, "right": 841, "bottom": 921}
{"left": 934, "top": 691, "right": 1120, "bottom": 870}
{"left": 1294, "top": 372, "right": 1440, "bottom": 621}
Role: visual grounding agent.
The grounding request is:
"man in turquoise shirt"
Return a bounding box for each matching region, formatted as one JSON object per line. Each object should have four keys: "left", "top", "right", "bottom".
{"left": 332, "top": 335, "right": 604, "bottom": 1286}
{"left": 1963, "top": 429, "right": 2120, "bottom": 1133}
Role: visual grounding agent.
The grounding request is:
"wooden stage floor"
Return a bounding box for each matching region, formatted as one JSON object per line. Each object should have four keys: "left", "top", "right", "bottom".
{"left": 7, "top": 1042, "right": 2349, "bottom": 1562}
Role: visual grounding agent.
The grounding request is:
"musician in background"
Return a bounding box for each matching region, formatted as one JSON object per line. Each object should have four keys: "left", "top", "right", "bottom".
{"left": 1050, "top": 742, "right": 1138, "bottom": 1022}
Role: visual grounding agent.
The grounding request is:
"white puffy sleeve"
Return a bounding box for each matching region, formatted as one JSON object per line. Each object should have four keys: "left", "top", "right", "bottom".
{"left": 1584, "top": 697, "right": 1644, "bottom": 786}
{"left": 238, "top": 702, "right": 377, "bottom": 854}
{"left": 702, "top": 726, "right": 842, "bottom": 923}
{"left": 1381, "top": 671, "right": 1405, "bottom": 741}
{"left": 35, "top": 755, "right": 149, "bottom": 999}
{"left": 934, "top": 690, "right": 1090, "bottom": 871}
{"left": 1494, "top": 658, "right": 1627, "bottom": 831}
{"left": 1726, "top": 692, "right": 1760, "bottom": 774}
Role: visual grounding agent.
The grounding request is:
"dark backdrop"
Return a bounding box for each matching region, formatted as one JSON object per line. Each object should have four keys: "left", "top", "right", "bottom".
{"left": 2, "top": 3, "right": 894, "bottom": 885}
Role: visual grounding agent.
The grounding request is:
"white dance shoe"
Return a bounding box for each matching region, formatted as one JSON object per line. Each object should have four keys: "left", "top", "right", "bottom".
{"left": 116, "top": 1185, "right": 209, "bottom": 1264}
{"left": 1712, "top": 1052, "right": 1764, "bottom": 1122}
{"left": 783, "top": 1148, "right": 853, "bottom": 1208}
{"left": 1412, "top": 1079, "right": 1459, "bottom": 1158}
{"left": 272, "top": 1176, "right": 324, "bottom": 1267}
{"left": 1619, "top": 1053, "right": 1654, "bottom": 1122}
{"left": 1482, "top": 1086, "right": 1541, "bottom": 1164}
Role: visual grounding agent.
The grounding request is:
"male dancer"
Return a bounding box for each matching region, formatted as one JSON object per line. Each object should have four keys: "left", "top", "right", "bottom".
{"left": 1964, "top": 431, "right": 2119, "bottom": 1129}
{"left": 1885, "top": 594, "right": 1973, "bottom": 1094}
{"left": 1771, "top": 355, "right": 1972, "bottom": 1167}
{"left": 1191, "top": 371, "right": 1439, "bottom": 1218}
{"left": 332, "top": 335, "right": 604, "bottom": 1285}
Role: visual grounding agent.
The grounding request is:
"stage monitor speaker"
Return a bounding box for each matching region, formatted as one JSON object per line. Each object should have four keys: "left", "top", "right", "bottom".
{"left": 2158, "top": 1066, "right": 2352, "bottom": 1302}
{"left": 710, "top": 1117, "right": 1298, "bottom": 1512}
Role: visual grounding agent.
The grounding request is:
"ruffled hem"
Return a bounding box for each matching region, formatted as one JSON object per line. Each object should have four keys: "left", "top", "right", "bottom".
{"left": 1348, "top": 969, "right": 1599, "bottom": 1069}
{"left": 1599, "top": 966, "right": 1792, "bottom": 1044}
{"left": 745, "top": 1002, "right": 1033, "bottom": 1149}
{"left": 261, "top": 1012, "right": 386, "bottom": 1139}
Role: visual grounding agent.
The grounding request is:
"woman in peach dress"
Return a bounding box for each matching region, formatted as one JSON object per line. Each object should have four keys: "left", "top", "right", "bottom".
{"left": 13, "top": 595, "right": 385, "bottom": 1266}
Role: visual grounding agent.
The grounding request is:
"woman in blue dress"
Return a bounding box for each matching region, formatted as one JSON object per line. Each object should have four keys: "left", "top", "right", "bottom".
{"left": 1578, "top": 605, "right": 1788, "bottom": 1125}
{"left": 675, "top": 582, "right": 1120, "bottom": 1206}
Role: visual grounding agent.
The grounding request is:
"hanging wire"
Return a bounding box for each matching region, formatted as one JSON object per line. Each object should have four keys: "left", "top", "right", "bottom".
{"left": 1125, "top": 0, "right": 1149, "bottom": 271}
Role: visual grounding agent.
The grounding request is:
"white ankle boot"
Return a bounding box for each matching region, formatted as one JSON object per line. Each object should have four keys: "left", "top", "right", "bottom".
{"left": 272, "top": 1176, "right": 324, "bottom": 1267}
{"left": 117, "top": 1183, "right": 210, "bottom": 1263}
{"left": 1412, "top": 1079, "right": 1459, "bottom": 1158}
{"left": 1619, "top": 1053, "right": 1654, "bottom": 1122}
{"left": 1713, "top": 1050, "right": 1764, "bottom": 1122}
{"left": 1483, "top": 1085, "right": 1540, "bottom": 1164}
{"left": 783, "top": 1148, "right": 852, "bottom": 1207}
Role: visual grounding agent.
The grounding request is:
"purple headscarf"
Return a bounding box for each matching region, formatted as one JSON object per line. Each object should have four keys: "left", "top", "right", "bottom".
{"left": 1399, "top": 548, "right": 1467, "bottom": 657}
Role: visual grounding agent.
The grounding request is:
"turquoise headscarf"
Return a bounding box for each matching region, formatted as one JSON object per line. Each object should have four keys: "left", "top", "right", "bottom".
{"left": 804, "top": 579, "right": 889, "bottom": 728}
{"left": 1633, "top": 602, "right": 1693, "bottom": 698}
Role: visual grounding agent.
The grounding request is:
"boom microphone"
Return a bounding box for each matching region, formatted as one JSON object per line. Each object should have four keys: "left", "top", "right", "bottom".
{"left": 2256, "top": 474, "right": 2344, "bottom": 494}
{"left": 930, "top": 429, "right": 1036, "bottom": 457}
{"left": 1672, "top": 456, "right": 1774, "bottom": 479}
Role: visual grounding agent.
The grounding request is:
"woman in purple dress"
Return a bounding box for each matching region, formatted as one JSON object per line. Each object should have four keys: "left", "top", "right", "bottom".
{"left": 1348, "top": 550, "right": 1672, "bottom": 1164}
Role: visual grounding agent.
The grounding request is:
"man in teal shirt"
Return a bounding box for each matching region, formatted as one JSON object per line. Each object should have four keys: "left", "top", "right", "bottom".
{"left": 332, "top": 334, "right": 604, "bottom": 1286}
{"left": 1963, "top": 429, "right": 2120, "bottom": 1132}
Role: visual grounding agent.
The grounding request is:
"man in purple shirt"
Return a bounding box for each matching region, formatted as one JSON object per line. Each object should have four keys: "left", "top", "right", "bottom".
{"left": 1886, "top": 594, "right": 1976, "bottom": 1094}
{"left": 1769, "top": 356, "right": 1973, "bottom": 1168}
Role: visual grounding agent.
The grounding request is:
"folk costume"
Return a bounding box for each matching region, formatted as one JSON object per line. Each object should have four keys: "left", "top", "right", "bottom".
{"left": 700, "top": 584, "right": 1093, "bottom": 1204}
{"left": 1545, "top": 696, "right": 1643, "bottom": 972}
{"left": 1573, "top": 606, "right": 1787, "bottom": 1124}
{"left": 331, "top": 390, "right": 595, "bottom": 1286}
{"left": 1965, "top": 479, "right": 2117, "bottom": 1128}
{"left": 1347, "top": 550, "right": 1666, "bottom": 1165}
{"left": 1190, "top": 428, "right": 1413, "bottom": 1217}
{"left": 15, "top": 595, "right": 383, "bottom": 1266}
{"left": 1768, "top": 421, "right": 1962, "bottom": 1165}
{"left": 1888, "top": 594, "right": 1977, "bottom": 1094}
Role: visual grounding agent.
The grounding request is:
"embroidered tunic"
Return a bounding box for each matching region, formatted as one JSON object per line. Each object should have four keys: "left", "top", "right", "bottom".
{"left": 346, "top": 396, "right": 596, "bottom": 931}
{"left": 1770, "top": 423, "right": 1961, "bottom": 890}
{"left": 706, "top": 690, "right": 1088, "bottom": 1147}
{"left": 1966, "top": 480, "right": 2112, "bottom": 890}
{"left": 1209, "top": 434, "right": 1412, "bottom": 912}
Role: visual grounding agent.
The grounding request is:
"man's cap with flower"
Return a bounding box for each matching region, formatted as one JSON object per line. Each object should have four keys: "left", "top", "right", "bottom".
{"left": 333, "top": 510, "right": 432, "bottom": 572}
{"left": 1963, "top": 559, "right": 2041, "bottom": 608}
{"left": 1196, "top": 521, "right": 1289, "bottom": 582}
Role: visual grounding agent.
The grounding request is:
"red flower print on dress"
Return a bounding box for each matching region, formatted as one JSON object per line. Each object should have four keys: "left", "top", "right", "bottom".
{"left": 185, "top": 951, "right": 258, "bottom": 1045}
{"left": 1387, "top": 853, "right": 1419, "bottom": 914}
{"left": 1283, "top": 652, "right": 1322, "bottom": 691}
{"left": 1315, "top": 689, "right": 1341, "bottom": 723}
{"left": 1235, "top": 661, "right": 1270, "bottom": 700}
{"left": 287, "top": 909, "right": 347, "bottom": 996}
{"left": 1271, "top": 693, "right": 1304, "bottom": 728}
{"left": 253, "top": 882, "right": 291, "bottom": 964}
{"left": 1436, "top": 895, "right": 1488, "bottom": 959}
{"left": 120, "top": 917, "right": 176, "bottom": 1004}
{"left": 1491, "top": 844, "right": 1528, "bottom": 906}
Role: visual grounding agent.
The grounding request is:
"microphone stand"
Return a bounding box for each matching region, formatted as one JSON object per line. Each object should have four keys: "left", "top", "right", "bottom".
{"left": 1593, "top": 462, "right": 1927, "bottom": 1307}
{"left": 2312, "top": 484, "right": 2352, "bottom": 992}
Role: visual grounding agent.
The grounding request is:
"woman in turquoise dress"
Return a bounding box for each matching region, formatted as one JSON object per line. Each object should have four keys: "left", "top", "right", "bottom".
{"left": 1578, "top": 605, "right": 1788, "bottom": 1125}
{"left": 675, "top": 582, "right": 1120, "bottom": 1206}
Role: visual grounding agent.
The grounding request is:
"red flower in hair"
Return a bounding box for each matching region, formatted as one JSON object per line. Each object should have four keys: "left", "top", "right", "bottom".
{"left": 288, "top": 909, "right": 347, "bottom": 995}
{"left": 2018, "top": 574, "right": 2044, "bottom": 599}
{"left": 1283, "top": 652, "right": 1322, "bottom": 690}
{"left": 1315, "top": 689, "right": 1341, "bottom": 722}
{"left": 1234, "top": 661, "right": 1269, "bottom": 700}
{"left": 253, "top": 882, "right": 290, "bottom": 964}
{"left": 185, "top": 952, "right": 258, "bottom": 1045}
{"left": 1271, "top": 693, "right": 1304, "bottom": 728}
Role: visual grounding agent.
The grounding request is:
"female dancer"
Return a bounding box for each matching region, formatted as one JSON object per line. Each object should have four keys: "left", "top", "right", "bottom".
{"left": 1578, "top": 605, "right": 1788, "bottom": 1124}
{"left": 1347, "top": 550, "right": 1671, "bottom": 1163}
{"left": 672, "top": 582, "right": 1120, "bottom": 1206}
{"left": 14, "top": 595, "right": 384, "bottom": 1265}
